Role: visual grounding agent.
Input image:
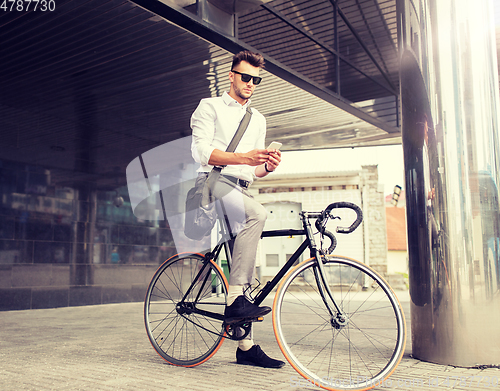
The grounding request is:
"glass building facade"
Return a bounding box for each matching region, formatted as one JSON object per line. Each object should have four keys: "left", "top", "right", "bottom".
{"left": 0, "top": 164, "right": 177, "bottom": 310}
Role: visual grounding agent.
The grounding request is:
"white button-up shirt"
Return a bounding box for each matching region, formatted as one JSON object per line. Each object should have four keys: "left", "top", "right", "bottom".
{"left": 190, "top": 92, "right": 266, "bottom": 183}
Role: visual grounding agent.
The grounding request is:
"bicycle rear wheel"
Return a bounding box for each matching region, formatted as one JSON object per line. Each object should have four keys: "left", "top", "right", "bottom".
{"left": 144, "top": 253, "right": 228, "bottom": 367}
{"left": 273, "top": 255, "right": 406, "bottom": 391}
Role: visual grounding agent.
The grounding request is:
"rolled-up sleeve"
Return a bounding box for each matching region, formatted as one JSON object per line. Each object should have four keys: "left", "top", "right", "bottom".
{"left": 255, "top": 113, "right": 266, "bottom": 150}
{"left": 252, "top": 113, "right": 267, "bottom": 179}
{"left": 190, "top": 100, "right": 216, "bottom": 166}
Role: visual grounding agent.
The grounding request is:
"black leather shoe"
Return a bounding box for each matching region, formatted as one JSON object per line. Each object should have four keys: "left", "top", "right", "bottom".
{"left": 236, "top": 345, "right": 285, "bottom": 369}
{"left": 224, "top": 295, "right": 271, "bottom": 324}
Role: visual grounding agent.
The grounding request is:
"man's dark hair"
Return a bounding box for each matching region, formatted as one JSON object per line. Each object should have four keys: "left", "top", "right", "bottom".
{"left": 231, "top": 51, "right": 265, "bottom": 70}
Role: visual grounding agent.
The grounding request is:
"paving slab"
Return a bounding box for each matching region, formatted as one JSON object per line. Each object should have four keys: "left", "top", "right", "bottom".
{"left": 0, "top": 292, "right": 498, "bottom": 390}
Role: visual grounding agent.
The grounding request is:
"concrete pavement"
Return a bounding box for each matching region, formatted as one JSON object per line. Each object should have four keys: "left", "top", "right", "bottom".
{"left": 1, "top": 292, "right": 499, "bottom": 391}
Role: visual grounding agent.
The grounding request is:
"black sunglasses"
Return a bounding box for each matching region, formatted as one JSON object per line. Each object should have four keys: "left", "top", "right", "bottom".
{"left": 231, "top": 70, "right": 262, "bottom": 85}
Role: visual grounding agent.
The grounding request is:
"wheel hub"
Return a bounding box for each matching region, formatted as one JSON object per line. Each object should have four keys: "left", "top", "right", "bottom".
{"left": 176, "top": 302, "right": 195, "bottom": 315}
{"left": 331, "top": 313, "right": 348, "bottom": 329}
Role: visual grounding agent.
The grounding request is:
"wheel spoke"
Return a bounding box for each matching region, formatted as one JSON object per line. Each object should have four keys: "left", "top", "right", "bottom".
{"left": 144, "top": 254, "right": 227, "bottom": 366}
{"left": 274, "top": 256, "right": 406, "bottom": 391}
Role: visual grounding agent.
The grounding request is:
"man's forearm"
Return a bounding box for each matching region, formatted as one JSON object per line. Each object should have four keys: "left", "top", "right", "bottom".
{"left": 208, "top": 149, "right": 249, "bottom": 166}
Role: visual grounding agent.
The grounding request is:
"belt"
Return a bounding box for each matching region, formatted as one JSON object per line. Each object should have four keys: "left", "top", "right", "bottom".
{"left": 222, "top": 175, "right": 250, "bottom": 189}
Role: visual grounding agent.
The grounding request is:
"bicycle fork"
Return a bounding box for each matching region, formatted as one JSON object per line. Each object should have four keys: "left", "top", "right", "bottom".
{"left": 313, "top": 257, "right": 350, "bottom": 329}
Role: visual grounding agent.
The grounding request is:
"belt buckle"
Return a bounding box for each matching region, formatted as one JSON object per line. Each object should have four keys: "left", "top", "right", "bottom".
{"left": 239, "top": 179, "right": 249, "bottom": 189}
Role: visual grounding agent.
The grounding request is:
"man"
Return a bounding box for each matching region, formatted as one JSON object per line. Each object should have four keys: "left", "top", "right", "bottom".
{"left": 190, "top": 51, "right": 284, "bottom": 368}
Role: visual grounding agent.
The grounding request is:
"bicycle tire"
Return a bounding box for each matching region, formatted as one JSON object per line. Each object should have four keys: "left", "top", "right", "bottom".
{"left": 144, "top": 253, "right": 228, "bottom": 367}
{"left": 273, "top": 255, "right": 406, "bottom": 391}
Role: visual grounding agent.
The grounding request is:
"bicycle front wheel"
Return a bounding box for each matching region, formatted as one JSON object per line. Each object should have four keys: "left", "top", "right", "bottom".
{"left": 144, "top": 253, "right": 228, "bottom": 367}
{"left": 273, "top": 255, "right": 406, "bottom": 391}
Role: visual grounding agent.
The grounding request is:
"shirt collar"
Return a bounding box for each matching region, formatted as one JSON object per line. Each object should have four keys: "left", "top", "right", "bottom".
{"left": 223, "top": 91, "right": 251, "bottom": 108}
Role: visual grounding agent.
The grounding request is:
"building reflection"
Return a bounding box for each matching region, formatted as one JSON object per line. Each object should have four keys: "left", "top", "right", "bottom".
{"left": 399, "top": 0, "right": 500, "bottom": 366}
{"left": 0, "top": 160, "right": 180, "bottom": 310}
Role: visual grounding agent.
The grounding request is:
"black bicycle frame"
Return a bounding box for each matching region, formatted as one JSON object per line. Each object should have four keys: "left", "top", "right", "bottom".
{"left": 177, "top": 209, "right": 345, "bottom": 327}
{"left": 178, "top": 228, "right": 307, "bottom": 308}
{"left": 254, "top": 229, "right": 309, "bottom": 306}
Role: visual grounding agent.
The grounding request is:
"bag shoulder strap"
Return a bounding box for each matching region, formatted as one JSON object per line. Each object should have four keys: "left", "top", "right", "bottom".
{"left": 211, "top": 104, "right": 252, "bottom": 176}
{"left": 203, "top": 104, "right": 253, "bottom": 202}
{"left": 225, "top": 105, "right": 252, "bottom": 153}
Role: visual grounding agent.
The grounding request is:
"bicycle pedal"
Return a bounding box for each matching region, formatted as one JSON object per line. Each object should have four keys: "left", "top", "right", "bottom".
{"left": 224, "top": 316, "right": 264, "bottom": 326}
{"left": 240, "top": 317, "right": 264, "bottom": 323}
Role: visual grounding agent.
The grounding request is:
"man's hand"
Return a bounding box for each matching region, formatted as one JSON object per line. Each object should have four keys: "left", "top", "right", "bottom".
{"left": 265, "top": 149, "right": 281, "bottom": 171}
{"left": 428, "top": 188, "right": 435, "bottom": 201}
{"left": 254, "top": 148, "right": 281, "bottom": 178}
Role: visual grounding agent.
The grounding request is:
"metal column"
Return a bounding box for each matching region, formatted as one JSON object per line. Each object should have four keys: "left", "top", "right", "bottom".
{"left": 398, "top": 0, "right": 500, "bottom": 366}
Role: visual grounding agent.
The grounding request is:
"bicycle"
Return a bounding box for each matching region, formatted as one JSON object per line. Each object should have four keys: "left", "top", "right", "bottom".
{"left": 144, "top": 201, "right": 406, "bottom": 391}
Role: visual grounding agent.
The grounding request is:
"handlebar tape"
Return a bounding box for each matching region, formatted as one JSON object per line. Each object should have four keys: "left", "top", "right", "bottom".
{"left": 322, "top": 202, "right": 363, "bottom": 234}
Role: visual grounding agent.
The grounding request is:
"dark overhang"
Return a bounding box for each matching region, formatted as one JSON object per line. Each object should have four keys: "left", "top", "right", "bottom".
{"left": 0, "top": 0, "right": 401, "bottom": 189}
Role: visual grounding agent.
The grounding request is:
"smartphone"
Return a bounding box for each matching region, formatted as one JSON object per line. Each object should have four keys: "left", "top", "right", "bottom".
{"left": 267, "top": 141, "right": 282, "bottom": 150}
